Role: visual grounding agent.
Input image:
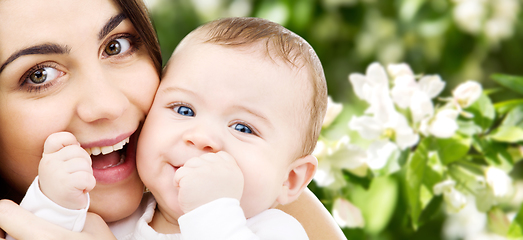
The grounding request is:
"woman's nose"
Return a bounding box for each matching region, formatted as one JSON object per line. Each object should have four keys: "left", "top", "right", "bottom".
{"left": 75, "top": 67, "right": 130, "bottom": 123}
{"left": 183, "top": 124, "right": 223, "bottom": 153}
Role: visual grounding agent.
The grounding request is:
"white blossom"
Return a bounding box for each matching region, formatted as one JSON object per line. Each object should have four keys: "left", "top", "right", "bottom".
{"left": 410, "top": 90, "right": 434, "bottom": 123}
{"left": 313, "top": 136, "right": 399, "bottom": 187}
{"left": 390, "top": 74, "right": 417, "bottom": 109}
{"left": 349, "top": 62, "right": 390, "bottom": 106}
{"left": 323, "top": 96, "right": 343, "bottom": 127}
{"left": 419, "top": 109, "right": 459, "bottom": 138}
{"left": 453, "top": 80, "right": 482, "bottom": 108}
{"left": 434, "top": 180, "right": 468, "bottom": 213}
{"left": 443, "top": 196, "right": 487, "bottom": 240}
{"left": 313, "top": 136, "right": 368, "bottom": 186}
{"left": 485, "top": 167, "right": 513, "bottom": 198}
{"left": 452, "top": 0, "right": 519, "bottom": 45}
{"left": 485, "top": 17, "right": 514, "bottom": 44}
{"left": 349, "top": 110, "right": 419, "bottom": 150}
{"left": 387, "top": 63, "right": 414, "bottom": 78}
{"left": 314, "top": 162, "right": 337, "bottom": 187}
{"left": 452, "top": 0, "right": 486, "bottom": 34}
{"left": 388, "top": 63, "right": 445, "bottom": 122}
{"left": 143, "top": 0, "right": 162, "bottom": 10}
{"left": 365, "top": 140, "right": 398, "bottom": 170}
{"left": 191, "top": 0, "right": 223, "bottom": 21}
{"left": 418, "top": 75, "right": 446, "bottom": 99}
{"left": 348, "top": 63, "right": 420, "bottom": 150}
{"left": 332, "top": 198, "right": 365, "bottom": 228}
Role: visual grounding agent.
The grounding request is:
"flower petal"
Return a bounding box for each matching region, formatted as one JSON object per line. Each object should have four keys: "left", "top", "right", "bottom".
{"left": 387, "top": 63, "right": 414, "bottom": 78}
{"left": 349, "top": 116, "right": 382, "bottom": 140}
{"left": 429, "top": 109, "right": 459, "bottom": 138}
{"left": 349, "top": 73, "right": 368, "bottom": 100}
{"left": 434, "top": 179, "right": 456, "bottom": 195}
{"left": 323, "top": 96, "right": 343, "bottom": 127}
{"left": 330, "top": 141, "right": 367, "bottom": 170}
{"left": 332, "top": 198, "right": 365, "bottom": 228}
{"left": 444, "top": 188, "right": 467, "bottom": 213}
{"left": 366, "top": 62, "right": 389, "bottom": 87}
{"left": 314, "top": 161, "right": 336, "bottom": 187}
{"left": 418, "top": 75, "right": 446, "bottom": 98}
{"left": 366, "top": 140, "right": 398, "bottom": 170}
{"left": 410, "top": 91, "right": 434, "bottom": 123}
{"left": 391, "top": 75, "right": 417, "bottom": 108}
{"left": 485, "top": 167, "right": 513, "bottom": 198}
{"left": 452, "top": 80, "right": 482, "bottom": 108}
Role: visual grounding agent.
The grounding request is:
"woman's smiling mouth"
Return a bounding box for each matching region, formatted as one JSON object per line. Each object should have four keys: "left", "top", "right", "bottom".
{"left": 86, "top": 133, "right": 138, "bottom": 184}
{"left": 85, "top": 137, "right": 129, "bottom": 155}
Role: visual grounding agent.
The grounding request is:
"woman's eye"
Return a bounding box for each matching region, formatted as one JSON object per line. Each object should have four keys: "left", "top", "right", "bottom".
{"left": 28, "top": 67, "right": 61, "bottom": 84}
{"left": 231, "top": 123, "right": 253, "bottom": 134}
{"left": 104, "top": 38, "right": 131, "bottom": 56}
{"left": 173, "top": 105, "right": 195, "bottom": 117}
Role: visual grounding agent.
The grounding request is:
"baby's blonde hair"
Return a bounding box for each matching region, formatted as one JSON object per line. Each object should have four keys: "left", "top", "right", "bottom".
{"left": 190, "top": 17, "right": 327, "bottom": 157}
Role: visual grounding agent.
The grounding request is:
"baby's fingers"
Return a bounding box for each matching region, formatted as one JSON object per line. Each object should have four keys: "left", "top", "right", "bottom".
{"left": 70, "top": 171, "right": 96, "bottom": 193}
{"left": 43, "top": 132, "right": 80, "bottom": 154}
{"left": 63, "top": 156, "right": 93, "bottom": 174}
{"left": 173, "top": 166, "right": 190, "bottom": 188}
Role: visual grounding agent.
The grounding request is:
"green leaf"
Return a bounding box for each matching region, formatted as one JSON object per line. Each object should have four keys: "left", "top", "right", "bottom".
{"left": 434, "top": 135, "right": 472, "bottom": 165}
{"left": 417, "top": 195, "right": 443, "bottom": 227}
{"left": 457, "top": 119, "right": 483, "bottom": 136}
{"left": 490, "top": 126, "right": 523, "bottom": 143}
{"left": 405, "top": 138, "right": 429, "bottom": 230}
{"left": 467, "top": 93, "right": 496, "bottom": 132}
{"left": 491, "top": 74, "right": 523, "bottom": 95}
{"left": 344, "top": 170, "right": 372, "bottom": 190}
{"left": 472, "top": 136, "right": 514, "bottom": 171}
{"left": 423, "top": 152, "right": 444, "bottom": 191}
{"left": 495, "top": 99, "right": 523, "bottom": 115}
{"left": 508, "top": 203, "right": 523, "bottom": 239}
{"left": 488, "top": 207, "right": 510, "bottom": 236}
{"left": 372, "top": 147, "right": 402, "bottom": 177}
{"left": 351, "top": 176, "right": 398, "bottom": 234}
{"left": 501, "top": 104, "right": 523, "bottom": 128}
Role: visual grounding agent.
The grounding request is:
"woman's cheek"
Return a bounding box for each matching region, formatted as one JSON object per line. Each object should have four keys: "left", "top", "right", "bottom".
{"left": 128, "top": 58, "right": 160, "bottom": 115}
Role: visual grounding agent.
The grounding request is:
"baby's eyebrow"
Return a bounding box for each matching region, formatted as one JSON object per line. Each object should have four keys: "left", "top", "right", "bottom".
{"left": 161, "top": 86, "right": 195, "bottom": 95}
{"left": 232, "top": 104, "right": 271, "bottom": 126}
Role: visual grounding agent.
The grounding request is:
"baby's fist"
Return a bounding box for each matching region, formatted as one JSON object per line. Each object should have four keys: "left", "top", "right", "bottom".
{"left": 174, "top": 151, "right": 244, "bottom": 213}
{"left": 39, "top": 132, "right": 95, "bottom": 210}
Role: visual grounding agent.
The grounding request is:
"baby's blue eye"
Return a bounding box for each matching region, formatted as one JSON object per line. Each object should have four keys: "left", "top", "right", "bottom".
{"left": 232, "top": 123, "right": 253, "bottom": 134}
{"left": 175, "top": 106, "right": 194, "bottom": 116}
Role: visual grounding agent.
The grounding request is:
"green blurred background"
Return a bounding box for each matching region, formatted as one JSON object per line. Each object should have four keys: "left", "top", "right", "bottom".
{"left": 145, "top": 0, "right": 523, "bottom": 239}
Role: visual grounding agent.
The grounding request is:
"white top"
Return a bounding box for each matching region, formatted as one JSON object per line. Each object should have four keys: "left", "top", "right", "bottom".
{"left": 14, "top": 177, "right": 308, "bottom": 240}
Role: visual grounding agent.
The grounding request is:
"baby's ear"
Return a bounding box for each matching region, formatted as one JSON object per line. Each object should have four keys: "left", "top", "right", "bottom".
{"left": 277, "top": 155, "right": 317, "bottom": 205}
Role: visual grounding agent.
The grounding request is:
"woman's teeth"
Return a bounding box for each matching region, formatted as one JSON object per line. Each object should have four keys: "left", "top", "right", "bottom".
{"left": 85, "top": 137, "right": 129, "bottom": 155}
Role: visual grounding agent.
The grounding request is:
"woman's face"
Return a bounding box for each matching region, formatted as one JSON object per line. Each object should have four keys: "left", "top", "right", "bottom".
{"left": 0, "top": 0, "right": 159, "bottom": 222}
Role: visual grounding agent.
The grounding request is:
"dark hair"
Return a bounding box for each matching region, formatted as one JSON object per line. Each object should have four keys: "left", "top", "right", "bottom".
{"left": 114, "top": 0, "right": 162, "bottom": 75}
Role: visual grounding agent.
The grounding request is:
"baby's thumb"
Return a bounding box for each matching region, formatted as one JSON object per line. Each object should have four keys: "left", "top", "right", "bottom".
{"left": 43, "top": 132, "right": 80, "bottom": 154}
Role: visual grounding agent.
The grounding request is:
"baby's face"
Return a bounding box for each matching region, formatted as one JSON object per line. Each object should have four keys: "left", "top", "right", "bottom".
{"left": 136, "top": 40, "right": 312, "bottom": 220}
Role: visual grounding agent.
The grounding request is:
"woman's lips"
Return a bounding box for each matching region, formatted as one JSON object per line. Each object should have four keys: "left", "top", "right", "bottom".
{"left": 91, "top": 151, "right": 125, "bottom": 169}
{"left": 90, "top": 133, "right": 138, "bottom": 184}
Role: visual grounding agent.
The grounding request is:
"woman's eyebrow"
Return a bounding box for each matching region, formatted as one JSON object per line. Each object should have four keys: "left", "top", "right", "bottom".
{"left": 0, "top": 13, "right": 127, "bottom": 75}
{"left": 0, "top": 44, "right": 70, "bottom": 74}
{"left": 99, "top": 13, "right": 127, "bottom": 40}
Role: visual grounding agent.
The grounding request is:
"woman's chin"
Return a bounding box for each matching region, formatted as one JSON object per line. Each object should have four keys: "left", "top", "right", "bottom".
{"left": 88, "top": 172, "right": 144, "bottom": 222}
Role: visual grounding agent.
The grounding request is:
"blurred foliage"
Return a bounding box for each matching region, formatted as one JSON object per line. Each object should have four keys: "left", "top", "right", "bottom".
{"left": 149, "top": 0, "right": 523, "bottom": 105}
{"left": 146, "top": 0, "right": 523, "bottom": 239}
